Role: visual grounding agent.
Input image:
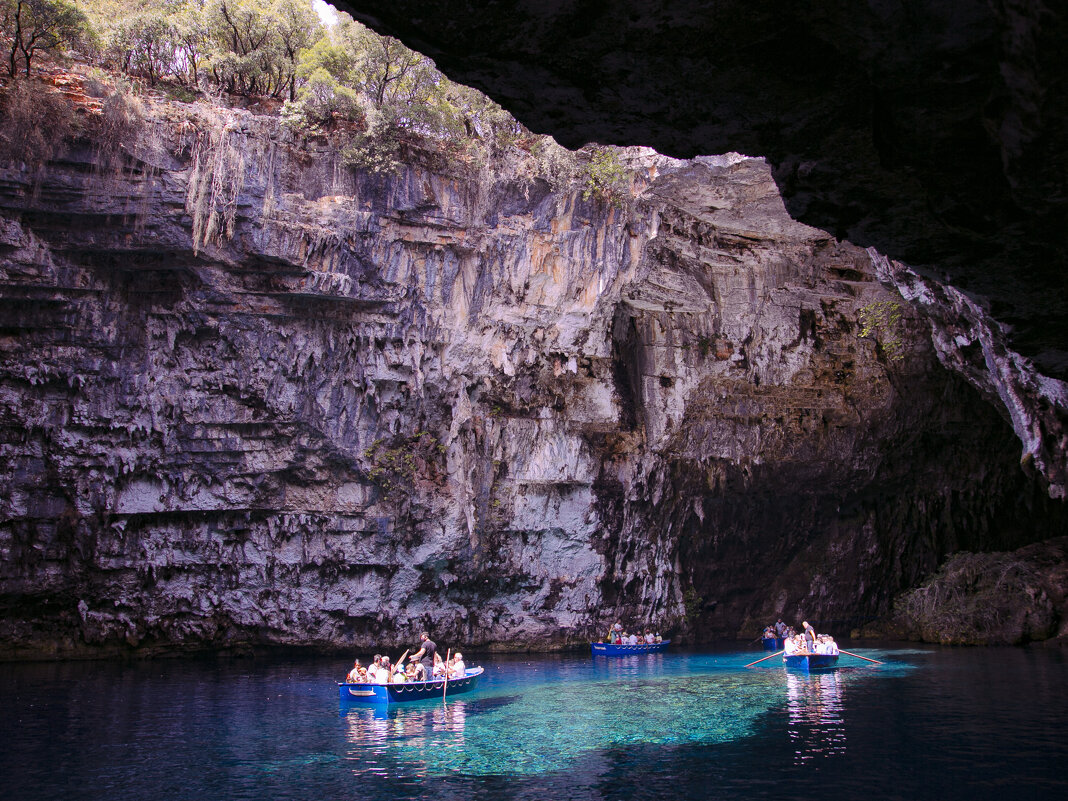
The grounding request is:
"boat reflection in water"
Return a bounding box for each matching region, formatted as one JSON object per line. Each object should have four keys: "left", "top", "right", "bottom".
{"left": 342, "top": 699, "right": 470, "bottom": 778}
{"left": 785, "top": 670, "right": 847, "bottom": 764}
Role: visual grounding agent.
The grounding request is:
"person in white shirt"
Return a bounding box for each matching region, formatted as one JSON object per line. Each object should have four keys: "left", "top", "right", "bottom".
{"left": 644, "top": 630, "right": 655, "bottom": 643}
{"left": 627, "top": 633, "right": 638, "bottom": 645}
{"left": 450, "top": 653, "right": 466, "bottom": 678}
{"left": 377, "top": 657, "right": 393, "bottom": 683}
{"left": 345, "top": 660, "right": 362, "bottom": 683}
{"left": 784, "top": 635, "right": 800, "bottom": 655}
{"left": 368, "top": 655, "right": 385, "bottom": 683}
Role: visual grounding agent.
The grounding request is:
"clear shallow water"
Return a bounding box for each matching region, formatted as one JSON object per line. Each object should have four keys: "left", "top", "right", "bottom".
{"left": 2, "top": 644, "right": 1066, "bottom": 800}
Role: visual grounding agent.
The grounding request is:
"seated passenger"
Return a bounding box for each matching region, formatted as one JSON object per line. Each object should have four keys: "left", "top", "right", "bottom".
{"left": 409, "top": 657, "right": 427, "bottom": 681}
{"left": 644, "top": 630, "right": 655, "bottom": 643}
{"left": 450, "top": 652, "right": 466, "bottom": 678}
{"left": 368, "top": 655, "right": 385, "bottom": 683}
{"left": 346, "top": 660, "right": 363, "bottom": 683}
{"left": 627, "top": 633, "right": 639, "bottom": 645}
{"left": 654, "top": 632, "right": 662, "bottom": 643}
{"left": 432, "top": 653, "right": 446, "bottom": 676}
{"left": 783, "top": 635, "right": 800, "bottom": 655}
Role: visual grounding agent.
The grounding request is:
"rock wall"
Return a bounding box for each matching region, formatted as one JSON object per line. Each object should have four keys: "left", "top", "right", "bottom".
{"left": 0, "top": 89, "right": 1062, "bottom": 658}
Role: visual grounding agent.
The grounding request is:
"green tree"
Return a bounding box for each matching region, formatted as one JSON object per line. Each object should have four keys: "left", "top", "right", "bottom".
{"left": 173, "top": 1, "right": 209, "bottom": 87}
{"left": 204, "top": 0, "right": 321, "bottom": 99}
{"left": 107, "top": 10, "right": 179, "bottom": 86}
{"left": 1, "top": 0, "right": 88, "bottom": 77}
{"left": 282, "top": 36, "right": 360, "bottom": 128}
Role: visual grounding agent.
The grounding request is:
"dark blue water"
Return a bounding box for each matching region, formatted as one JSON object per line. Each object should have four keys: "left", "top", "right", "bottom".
{"left": 2, "top": 644, "right": 1066, "bottom": 800}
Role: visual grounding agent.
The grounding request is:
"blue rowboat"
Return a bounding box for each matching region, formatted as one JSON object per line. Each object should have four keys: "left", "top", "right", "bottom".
{"left": 338, "top": 667, "right": 484, "bottom": 704}
{"left": 762, "top": 636, "right": 785, "bottom": 650}
{"left": 783, "top": 653, "right": 839, "bottom": 671}
{"left": 590, "top": 640, "right": 670, "bottom": 656}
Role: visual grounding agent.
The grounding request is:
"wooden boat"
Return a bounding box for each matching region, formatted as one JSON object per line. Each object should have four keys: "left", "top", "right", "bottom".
{"left": 338, "top": 667, "right": 484, "bottom": 704}
{"left": 590, "top": 640, "right": 670, "bottom": 656}
{"left": 783, "top": 653, "right": 839, "bottom": 671}
{"left": 762, "top": 636, "right": 785, "bottom": 650}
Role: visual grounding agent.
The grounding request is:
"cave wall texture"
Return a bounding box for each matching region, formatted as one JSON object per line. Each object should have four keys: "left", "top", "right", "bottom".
{"left": 0, "top": 78, "right": 1062, "bottom": 657}
{"left": 1, "top": 0, "right": 1067, "bottom": 657}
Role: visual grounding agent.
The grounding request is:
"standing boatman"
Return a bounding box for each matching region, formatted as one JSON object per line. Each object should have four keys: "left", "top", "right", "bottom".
{"left": 802, "top": 620, "right": 817, "bottom": 652}
{"left": 409, "top": 631, "right": 437, "bottom": 675}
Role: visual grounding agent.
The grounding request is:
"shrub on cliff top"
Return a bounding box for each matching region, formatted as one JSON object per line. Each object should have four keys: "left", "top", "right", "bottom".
{"left": 581, "top": 146, "right": 629, "bottom": 207}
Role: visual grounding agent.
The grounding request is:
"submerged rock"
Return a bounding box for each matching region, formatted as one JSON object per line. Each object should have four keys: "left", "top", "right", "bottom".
{"left": 0, "top": 82, "right": 1062, "bottom": 658}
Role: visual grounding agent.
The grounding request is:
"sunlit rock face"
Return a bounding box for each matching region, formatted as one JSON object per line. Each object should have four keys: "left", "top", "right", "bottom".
{"left": 0, "top": 100, "right": 1062, "bottom": 658}
{"left": 338, "top": 1, "right": 1068, "bottom": 378}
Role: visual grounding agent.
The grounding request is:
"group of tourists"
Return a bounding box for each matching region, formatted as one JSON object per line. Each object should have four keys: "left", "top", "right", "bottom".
{"left": 600, "top": 620, "right": 663, "bottom": 645}
{"left": 344, "top": 632, "right": 467, "bottom": 685}
{"left": 767, "top": 619, "right": 840, "bottom": 655}
{"left": 764, "top": 619, "right": 795, "bottom": 640}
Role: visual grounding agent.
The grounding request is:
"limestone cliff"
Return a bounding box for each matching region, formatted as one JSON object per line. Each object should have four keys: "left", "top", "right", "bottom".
{"left": 0, "top": 80, "right": 1063, "bottom": 657}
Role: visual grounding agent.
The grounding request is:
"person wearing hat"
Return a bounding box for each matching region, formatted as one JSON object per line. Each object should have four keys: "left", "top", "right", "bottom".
{"left": 409, "top": 657, "right": 427, "bottom": 682}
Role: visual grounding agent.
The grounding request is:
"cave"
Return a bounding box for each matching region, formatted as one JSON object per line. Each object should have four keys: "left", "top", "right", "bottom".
{"left": 0, "top": 0, "right": 1065, "bottom": 658}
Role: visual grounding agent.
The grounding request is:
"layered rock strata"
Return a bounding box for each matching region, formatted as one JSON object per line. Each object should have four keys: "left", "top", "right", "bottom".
{"left": 0, "top": 90, "right": 1062, "bottom": 657}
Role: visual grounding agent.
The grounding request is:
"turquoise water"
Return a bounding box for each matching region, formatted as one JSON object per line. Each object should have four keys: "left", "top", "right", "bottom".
{"left": 342, "top": 651, "right": 906, "bottom": 776}
{"left": 2, "top": 645, "right": 1065, "bottom": 799}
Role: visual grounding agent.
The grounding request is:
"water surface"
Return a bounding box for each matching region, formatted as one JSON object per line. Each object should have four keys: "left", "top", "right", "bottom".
{"left": 2, "top": 644, "right": 1065, "bottom": 800}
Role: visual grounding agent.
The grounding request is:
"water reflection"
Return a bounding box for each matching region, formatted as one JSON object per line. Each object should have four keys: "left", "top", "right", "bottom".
{"left": 342, "top": 700, "right": 470, "bottom": 778}
{"left": 784, "top": 670, "right": 847, "bottom": 763}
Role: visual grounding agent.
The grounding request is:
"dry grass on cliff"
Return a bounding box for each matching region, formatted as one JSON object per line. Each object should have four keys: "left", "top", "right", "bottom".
{"left": 0, "top": 79, "right": 79, "bottom": 173}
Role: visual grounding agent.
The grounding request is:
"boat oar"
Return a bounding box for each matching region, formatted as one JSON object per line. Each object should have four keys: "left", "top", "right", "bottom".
{"left": 839, "top": 648, "right": 884, "bottom": 665}
{"left": 392, "top": 649, "right": 410, "bottom": 682}
{"left": 442, "top": 648, "right": 452, "bottom": 702}
{"left": 744, "top": 649, "right": 784, "bottom": 668}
